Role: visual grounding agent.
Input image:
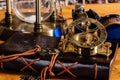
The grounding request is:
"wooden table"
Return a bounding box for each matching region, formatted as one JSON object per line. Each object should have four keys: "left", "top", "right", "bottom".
{"left": 0, "top": 3, "right": 120, "bottom": 80}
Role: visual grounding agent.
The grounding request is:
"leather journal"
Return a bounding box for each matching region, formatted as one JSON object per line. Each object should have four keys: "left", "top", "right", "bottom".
{"left": 0, "top": 28, "right": 119, "bottom": 80}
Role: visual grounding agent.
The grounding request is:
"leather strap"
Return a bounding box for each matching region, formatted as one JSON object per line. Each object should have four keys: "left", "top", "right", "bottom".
{"left": 0, "top": 45, "right": 41, "bottom": 62}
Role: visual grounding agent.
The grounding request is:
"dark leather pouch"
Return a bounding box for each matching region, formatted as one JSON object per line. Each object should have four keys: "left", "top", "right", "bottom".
{"left": 0, "top": 31, "right": 60, "bottom": 55}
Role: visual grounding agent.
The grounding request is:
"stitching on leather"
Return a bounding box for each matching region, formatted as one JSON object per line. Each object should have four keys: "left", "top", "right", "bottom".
{"left": 0, "top": 45, "right": 41, "bottom": 70}
{"left": 94, "top": 63, "right": 98, "bottom": 79}
{"left": 20, "top": 57, "right": 40, "bottom": 73}
{"left": 57, "top": 61, "right": 78, "bottom": 76}
{"left": 57, "top": 60, "right": 77, "bottom": 78}
{"left": 40, "top": 53, "right": 78, "bottom": 80}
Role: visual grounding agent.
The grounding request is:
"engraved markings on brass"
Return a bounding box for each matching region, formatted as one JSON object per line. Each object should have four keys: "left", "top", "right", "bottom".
{"left": 60, "top": 18, "right": 112, "bottom": 56}
{"left": 97, "top": 42, "right": 112, "bottom": 57}
{"left": 69, "top": 18, "right": 107, "bottom": 48}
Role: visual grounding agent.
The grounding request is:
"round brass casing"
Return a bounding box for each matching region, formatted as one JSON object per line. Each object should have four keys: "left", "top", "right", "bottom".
{"left": 68, "top": 18, "right": 107, "bottom": 48}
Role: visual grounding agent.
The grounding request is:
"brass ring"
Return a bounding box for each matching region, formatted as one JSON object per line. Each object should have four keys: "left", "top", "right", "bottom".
{"left": 68, "top": 18, "right": 107, "bottom": 48}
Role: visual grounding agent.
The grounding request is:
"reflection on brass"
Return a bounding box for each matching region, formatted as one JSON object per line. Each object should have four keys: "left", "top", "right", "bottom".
{"left": 90, "top": 46, "right": 98, "bottom": 55}
{"left": 78, "top": 48, "right": 82, "bottom": 55}
{"left": 60, "top": 40, "right": 112, "bottom": 56}
{"left": 14, "top": 21, "right": 55, "bottom": 36}
{"left": 69, "top": 18, "right": 107, "bottom": 48}
{"left": 61, "top": 41, "right": 82, "bottom": 55}
{"left": 97, "top": 42, "right": 112, "bottom": 57}
{"left": 63, "top": 43, "right": 75, "bottom": 53}
{"left": 59, "top": 17, "right": 113, "bottom": 57}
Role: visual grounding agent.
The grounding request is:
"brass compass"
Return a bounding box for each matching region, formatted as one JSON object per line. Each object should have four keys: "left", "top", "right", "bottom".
{"left": 68, "top": 18, "right": 107, "bottom": 48}
{"left": 60, "top": 17, "right": 111, "bottom": 56}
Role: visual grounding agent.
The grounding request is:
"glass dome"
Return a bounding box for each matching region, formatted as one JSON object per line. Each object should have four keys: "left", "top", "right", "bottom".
{"left": 12, "top": 0, "right": 53, "bottom": 23}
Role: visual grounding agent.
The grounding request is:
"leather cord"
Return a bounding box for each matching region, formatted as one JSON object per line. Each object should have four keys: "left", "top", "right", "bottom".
{"left": 0, "top": 45, "right": 41, "bottom": 62}
{"left": 57, "top": 61, "right": 78, "bottom": 76}
{"left": 40, "top": 53, "right": 59, "bottom": 80}
{"left": 57, "top": 60, "right": 77, "bottom": 78}
{"left": 0, "top": 45, "right": 99, "bottom": 79}
{"left": 0, "top": 45, "right": 41, "bottom": 71}
{"left": 40, "top": 53, "right": 78, "bottom": 80}
{"left": 94, "top": 63, "right": 98, "bottom": 79}
{"left": 20, "top": 57, "right": 40, "bottom": 73}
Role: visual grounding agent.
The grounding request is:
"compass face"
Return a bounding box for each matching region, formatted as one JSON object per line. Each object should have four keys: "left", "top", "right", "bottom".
{"left": 12, "top": 0, "right": 53, "bottom": 23}
{"left": 68, "top": 18, "right": 107, "bottom": 48}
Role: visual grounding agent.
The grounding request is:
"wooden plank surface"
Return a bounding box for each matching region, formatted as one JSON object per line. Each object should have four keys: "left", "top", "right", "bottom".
{"left": 0, "top": 3, "right": 120, "bottom": 80}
